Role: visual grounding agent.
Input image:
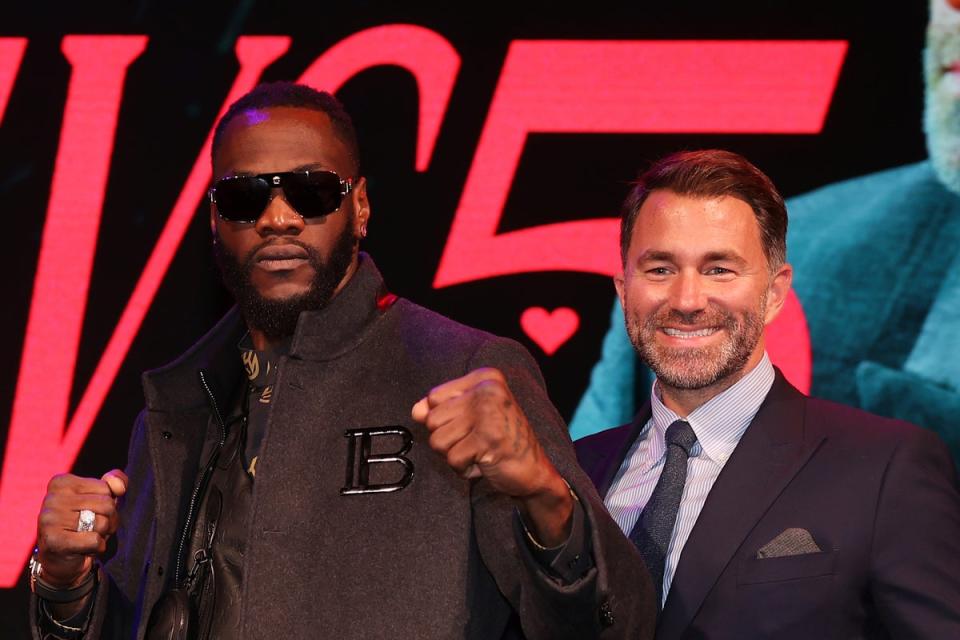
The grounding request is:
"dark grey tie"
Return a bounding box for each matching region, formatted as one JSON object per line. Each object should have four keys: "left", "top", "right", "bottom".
{"left": 629, "top": 419, "right": 698, "bottom": 606}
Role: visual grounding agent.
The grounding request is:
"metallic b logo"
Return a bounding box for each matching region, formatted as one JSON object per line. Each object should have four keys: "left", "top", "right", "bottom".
{"left": 341, "top": 427, "right": 415, "bottom": 495}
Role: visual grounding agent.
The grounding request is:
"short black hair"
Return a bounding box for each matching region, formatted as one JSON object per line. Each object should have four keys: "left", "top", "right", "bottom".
{"left": 211, "top": 81, "right": 360, "bottom": 175}
{"left": 620, "top": 149, "right": 787, "bottom": 270}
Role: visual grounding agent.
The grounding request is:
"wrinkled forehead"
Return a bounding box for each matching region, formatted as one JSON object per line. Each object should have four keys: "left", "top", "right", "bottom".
{"left": 629, "top": 191, "right": 766, "bottom": 258}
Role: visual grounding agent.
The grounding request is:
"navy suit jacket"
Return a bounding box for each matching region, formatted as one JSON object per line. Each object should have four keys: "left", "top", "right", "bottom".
{"left": 575, "top": 372, "right": 960, "bottom": 639}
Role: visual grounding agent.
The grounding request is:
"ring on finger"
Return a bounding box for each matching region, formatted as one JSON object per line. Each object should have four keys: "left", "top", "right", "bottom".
{"left": 77, "top": 509, "right": 95, "bottom": 533}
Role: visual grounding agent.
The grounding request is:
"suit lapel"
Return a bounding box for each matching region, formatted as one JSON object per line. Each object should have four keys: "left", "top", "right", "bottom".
{"left": 656, "top": 374, "right": 825, "bottom": 639}
{"left": 599, "top": 404, "right": 652, "bottom": 497}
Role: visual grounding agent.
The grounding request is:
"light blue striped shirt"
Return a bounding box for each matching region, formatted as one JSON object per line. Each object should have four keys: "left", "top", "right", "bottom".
{"left": 605, "top": 353, "right": 776, "bottom": 607}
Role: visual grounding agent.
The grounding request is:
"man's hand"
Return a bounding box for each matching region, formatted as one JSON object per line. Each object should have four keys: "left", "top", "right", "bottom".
{"left": 412, "top": 368, "right": 573, "bottom": 546}
{"left": 36, "top": 469, "right": 128, "bottom": 589}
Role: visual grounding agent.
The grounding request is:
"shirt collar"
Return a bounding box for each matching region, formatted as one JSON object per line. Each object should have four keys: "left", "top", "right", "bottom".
{"left": 647, "top": 353, "right": 775, "bottom": 465}
{"left": 237, "top": 333, "right": 291, "bottom": 388}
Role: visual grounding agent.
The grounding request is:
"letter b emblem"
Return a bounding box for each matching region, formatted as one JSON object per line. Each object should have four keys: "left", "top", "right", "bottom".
{"left": 341, "top": 427, "right": 415, "bottom": 495}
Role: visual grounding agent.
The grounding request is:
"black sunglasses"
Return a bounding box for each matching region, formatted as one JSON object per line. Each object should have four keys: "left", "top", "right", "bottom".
{"left": 208, "top": 170, "right": 354, "bottom": 223}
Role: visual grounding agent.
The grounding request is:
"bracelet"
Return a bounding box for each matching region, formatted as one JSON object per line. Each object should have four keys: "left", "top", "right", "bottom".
{"left": 34, "top": 568, "right": 97, "bottom": 604}
{"left": 520, "top": 479, "right": 580, "bottom": 551}
{"left": 40, "top": 600, "right": 86, "bottom": 638}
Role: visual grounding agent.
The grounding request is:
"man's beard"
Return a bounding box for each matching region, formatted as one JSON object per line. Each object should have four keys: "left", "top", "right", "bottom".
{"left": 925, "top": 24, "right": 960, "bottom": 195}
{"left": 624, "top": 294, "right": 766, "bottom": 391}
{"left": 213, "top": 221, "right": 357, "bottom": 342}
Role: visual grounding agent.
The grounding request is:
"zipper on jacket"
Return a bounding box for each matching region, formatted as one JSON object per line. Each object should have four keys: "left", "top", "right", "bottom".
{"left": 174, "top": 369, "right": 228, "bottom": 585}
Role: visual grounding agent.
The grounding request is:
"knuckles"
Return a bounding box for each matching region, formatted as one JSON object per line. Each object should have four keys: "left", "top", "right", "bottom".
{"left": 427, "top": 429, "right": 450, "bottom": 453}
{"left": 446, "top": 449, "right": 472, "bottom": 472}
{"left": 46, "top": 473, "right": 77, "bottom": 493}
{"left": 424, "top": 368, "right": 521, "bottom": 477}
{"left": 37, "top": 513, "right": 60, "bottom": 538}
{"left": 473, "top": 378, "right": 508, "bottom": 401}
{"left": 41, "top": 492, "right": 62, "bottom": 511}
{"left": 41, "top": 529, "right": 68, "bottom": 553}
{"left": 89, "top": 494, "right": 116, "bottom": 516}
{"left": 424, "top": 411, "right": 447, "bottom": 431}
{"left": 426, "top": 385, "right": 449, "bottom": 409}
{"left": 465, "top": 382, "right": 509, "bottom": 420}
{"left": 425, "top": 368, "right": 508, "bottom": 408}
{"left": 473, "top": 367, "right": 507, "bottom": 385}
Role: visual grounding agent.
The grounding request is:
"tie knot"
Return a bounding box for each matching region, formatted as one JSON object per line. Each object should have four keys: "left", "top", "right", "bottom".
{"left": 665, "top": 420, "right": 697, "bottom": 456}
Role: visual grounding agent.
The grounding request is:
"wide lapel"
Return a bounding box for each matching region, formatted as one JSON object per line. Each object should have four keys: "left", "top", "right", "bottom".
{"left": 598, "top": 403, "right": 653, "bottom": 497}
{"left": 656, "top": 373, "right": 826, "bottom": 639}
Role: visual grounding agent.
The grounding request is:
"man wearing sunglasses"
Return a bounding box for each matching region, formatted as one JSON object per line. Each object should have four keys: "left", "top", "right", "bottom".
{"left": 29, "top": 82, "right": 655, "bottom": 639}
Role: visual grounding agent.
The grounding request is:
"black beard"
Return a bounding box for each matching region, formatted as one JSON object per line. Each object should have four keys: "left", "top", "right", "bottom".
{"left": 213, "top": 221, "right": 357, "bottom": 342}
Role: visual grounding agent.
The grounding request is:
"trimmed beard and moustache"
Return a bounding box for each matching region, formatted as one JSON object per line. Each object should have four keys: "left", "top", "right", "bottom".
{"left": 213, "top": 215, "right": 357, "bottom": 342}
{"left": 925, "top": 19, "right": 960, "bottom": 195}
{"left": 625, "top": 293, "right": 766, "bottom": 391}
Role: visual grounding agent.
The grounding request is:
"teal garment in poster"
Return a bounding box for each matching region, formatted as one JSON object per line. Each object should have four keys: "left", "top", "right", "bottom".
{"left": 570, "top": 161, "right": 960, "bottom": 463}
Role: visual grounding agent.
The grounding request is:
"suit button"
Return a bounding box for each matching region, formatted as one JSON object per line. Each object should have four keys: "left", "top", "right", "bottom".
{"left": 161, "top": 431, "right": 172, "bottom": 440}
{"left": 599, "top": 600, "right": 615, "bottom": 628}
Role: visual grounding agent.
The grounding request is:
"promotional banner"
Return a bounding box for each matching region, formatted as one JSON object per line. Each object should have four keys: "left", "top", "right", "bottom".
{"left": 0, "top": 1, "right": 936, "bottom": 634}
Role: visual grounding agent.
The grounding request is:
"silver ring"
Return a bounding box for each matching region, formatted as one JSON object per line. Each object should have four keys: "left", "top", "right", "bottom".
{"left": 77, "top": 509, "right": 95, "bottom": 533}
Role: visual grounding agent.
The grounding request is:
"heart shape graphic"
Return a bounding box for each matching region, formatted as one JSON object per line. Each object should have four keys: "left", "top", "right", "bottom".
{"left": 520, "top": 307, "right": 580, "bottom": 355}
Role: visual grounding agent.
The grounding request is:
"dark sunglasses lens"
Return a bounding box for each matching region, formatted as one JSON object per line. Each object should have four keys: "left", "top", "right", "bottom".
{"left": 214, "top": 177, "right": 271, "bottom": 222}
{"left": 284, "top": 172, "right": 344, "bottom": 218}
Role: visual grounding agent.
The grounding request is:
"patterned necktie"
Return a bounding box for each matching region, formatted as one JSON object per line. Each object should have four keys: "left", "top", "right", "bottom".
{"left": 629, "top": 419, "right": 698, "bottom": 606}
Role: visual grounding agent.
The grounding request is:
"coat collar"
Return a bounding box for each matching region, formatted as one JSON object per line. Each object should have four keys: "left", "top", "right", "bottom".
{"left": 288, "top": 252, "right": 390, "bottom": 362}
{"left": 141, "top": 306, "right": 246, "bottom": 412}
{"left": 142, "top": 252, "right": 390, "bottom": 411}
{"left": 656, "top": 371, "right": 824, "bottom": 639}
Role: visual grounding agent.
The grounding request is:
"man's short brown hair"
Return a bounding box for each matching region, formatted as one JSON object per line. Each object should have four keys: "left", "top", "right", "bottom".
{"left": 619, "top": 149, "right": 788, "bottom": 269}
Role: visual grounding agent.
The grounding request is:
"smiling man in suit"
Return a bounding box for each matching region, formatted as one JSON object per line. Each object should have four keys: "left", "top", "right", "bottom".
{"left": 574, "top": 149, "right": 960, "bottom": 638}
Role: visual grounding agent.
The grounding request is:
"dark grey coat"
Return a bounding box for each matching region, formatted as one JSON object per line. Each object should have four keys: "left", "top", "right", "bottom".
{"left": 36, "top": 255, "right": 655, "bottom": 639}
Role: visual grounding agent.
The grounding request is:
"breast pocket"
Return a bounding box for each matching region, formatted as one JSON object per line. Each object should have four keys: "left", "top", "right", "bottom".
{"left": 737, "top": 550, "right": 837, "bottom": 585}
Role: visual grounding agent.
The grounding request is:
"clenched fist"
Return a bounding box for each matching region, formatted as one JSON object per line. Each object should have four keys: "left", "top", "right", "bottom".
{"left": 412, "top": 368, "right": 573, "bottom": 546}
{"left": 36, "top": 469, "right": 128, "bottom": 590}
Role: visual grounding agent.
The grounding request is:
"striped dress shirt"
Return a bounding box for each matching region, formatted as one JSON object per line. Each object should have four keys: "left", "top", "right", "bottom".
{"left": 604, "top": 353, "right": 775, "bottom": 607}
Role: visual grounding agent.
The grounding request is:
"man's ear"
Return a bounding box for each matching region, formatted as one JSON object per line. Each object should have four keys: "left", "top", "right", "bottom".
{"left": 352, "top": 177, "right": 370, "bottom": 237}
{"left": 763, "top": 262, "right": 794, "bottom": 325}
{"left": 614, "top": 271, "right": 626, "bottom": 312}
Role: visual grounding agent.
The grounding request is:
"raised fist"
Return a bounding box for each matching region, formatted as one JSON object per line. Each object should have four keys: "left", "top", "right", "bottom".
{"left": 36, "top": 469, "right": 127, "bottom": 589}
{"left": 412, "top": 368, "right": 572, "bottom": 545}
